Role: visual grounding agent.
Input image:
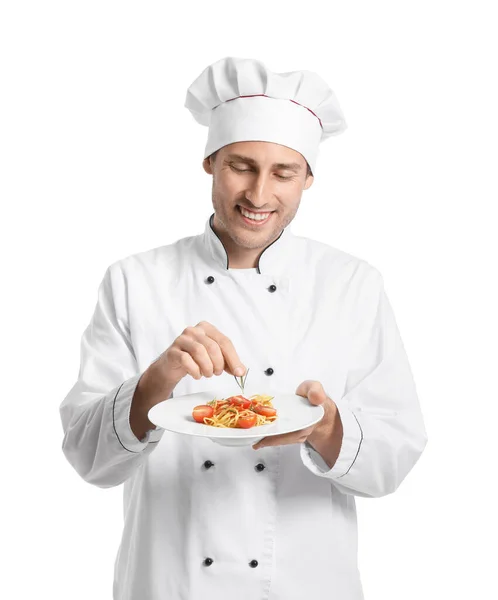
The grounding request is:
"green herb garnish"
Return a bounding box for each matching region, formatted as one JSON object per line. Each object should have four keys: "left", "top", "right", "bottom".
{"left": 234, "top": 367, "right": 249, "bottom": 395}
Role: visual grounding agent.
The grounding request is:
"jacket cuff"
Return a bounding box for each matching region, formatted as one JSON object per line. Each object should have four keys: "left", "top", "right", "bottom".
{"left": 112, "top": 373, "right": 165, "bottom": 452}
{"left": 300, "top": 397, "right": 363, "bottom": 479}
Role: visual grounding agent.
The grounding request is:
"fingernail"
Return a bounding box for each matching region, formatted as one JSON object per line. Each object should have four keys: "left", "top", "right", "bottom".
{"left": 234, "top": 366, "right": 245, "bottom": 376}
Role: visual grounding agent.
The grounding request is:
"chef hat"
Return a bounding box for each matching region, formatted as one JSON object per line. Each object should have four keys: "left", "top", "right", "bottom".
{"left": 184, "top": 56, "right": 347, "bottom": 175}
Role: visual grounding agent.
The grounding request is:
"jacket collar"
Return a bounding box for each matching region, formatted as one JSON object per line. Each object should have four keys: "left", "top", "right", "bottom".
{"left": 200, "top": 212, "right": 295, "bottom": 276}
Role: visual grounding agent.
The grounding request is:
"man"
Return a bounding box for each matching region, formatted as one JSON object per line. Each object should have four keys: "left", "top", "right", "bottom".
{"left": 60, "top": 57, "right": 428, "bottom": 600}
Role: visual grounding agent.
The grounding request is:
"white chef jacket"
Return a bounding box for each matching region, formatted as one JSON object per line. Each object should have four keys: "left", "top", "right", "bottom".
{"left": 60, "top": 212, "right": 428, "bottom": 600}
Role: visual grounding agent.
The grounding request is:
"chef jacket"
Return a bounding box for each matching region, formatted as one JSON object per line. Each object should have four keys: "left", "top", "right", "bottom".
{"left": 60, "top": 212, "right": 428, "bottom": 600}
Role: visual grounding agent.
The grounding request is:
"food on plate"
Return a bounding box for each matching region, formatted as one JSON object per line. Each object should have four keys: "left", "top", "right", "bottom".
{"left": 192, "top": 394, "right": 277, "bottom": 428}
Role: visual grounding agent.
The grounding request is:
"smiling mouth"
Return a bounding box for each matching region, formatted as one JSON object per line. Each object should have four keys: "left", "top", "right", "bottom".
{"left": 237, "top": 205, "right": 274, "bottom": 223}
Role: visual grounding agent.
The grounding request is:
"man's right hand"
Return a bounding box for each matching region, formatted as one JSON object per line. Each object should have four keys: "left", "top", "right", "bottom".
{"left": 130, "top": 321, "right": 247, "bottom": 441}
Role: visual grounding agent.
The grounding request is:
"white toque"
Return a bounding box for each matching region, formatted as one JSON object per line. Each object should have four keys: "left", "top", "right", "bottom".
{"left": 184, "top": 56, "right": 347, "bottom": 175}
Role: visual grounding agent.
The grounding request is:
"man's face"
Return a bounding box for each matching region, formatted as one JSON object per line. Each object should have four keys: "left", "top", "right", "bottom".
{"left": 203, "top": 141, "right": 314, "bottom": 251}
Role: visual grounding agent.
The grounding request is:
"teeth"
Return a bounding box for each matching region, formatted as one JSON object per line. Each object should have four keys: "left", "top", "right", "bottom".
{"left": 240, "top": 207, "right": 272, "bottom": 221}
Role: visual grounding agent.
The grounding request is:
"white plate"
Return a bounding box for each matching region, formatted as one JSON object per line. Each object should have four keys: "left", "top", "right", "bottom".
{"left": 148, "top": 390, "right": 325, "bottom": 447}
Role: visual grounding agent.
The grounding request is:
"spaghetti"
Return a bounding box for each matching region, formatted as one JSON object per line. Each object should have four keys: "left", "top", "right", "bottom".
{"left": 192, "top": 394, "right": 277, "bottom": 428}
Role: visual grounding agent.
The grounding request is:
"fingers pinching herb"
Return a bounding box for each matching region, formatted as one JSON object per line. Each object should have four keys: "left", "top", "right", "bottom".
{"left": 155, "top": 321, "right": 247, "bottom": 384}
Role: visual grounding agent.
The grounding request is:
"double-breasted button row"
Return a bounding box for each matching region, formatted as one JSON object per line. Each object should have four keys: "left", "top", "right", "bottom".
{"left": 204, "top": 275, "right": 277, "bottom": 293}
{"left": 203, "top": 558, "right": 259, "bottom": 568}
{"left": 203, "top": 461, "right": 266, "bottom": 471}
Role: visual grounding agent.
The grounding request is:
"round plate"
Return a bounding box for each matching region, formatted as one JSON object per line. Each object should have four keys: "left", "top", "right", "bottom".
{"left": 148, "top": 390, "right": 325, "bottom": 447}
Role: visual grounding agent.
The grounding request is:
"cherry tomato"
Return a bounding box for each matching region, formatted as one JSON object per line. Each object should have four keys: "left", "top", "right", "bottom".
{"left": 253, "top": 405, "right": 277, "bottom": 418}
{"left": 192, "top": 405, "right": 214, "bottom": 423}
{"left": 227, "top": 394, "right": 244, "bottom": 402}
{"left": 228, "top": 395, "right": 251, "bottom": 409}
{"left": 237, "top": 413, "right": 257, "bottom": 428}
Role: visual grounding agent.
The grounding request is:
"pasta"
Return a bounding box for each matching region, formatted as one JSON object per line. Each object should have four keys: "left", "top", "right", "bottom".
{"left": 192, "top": 394, "right": 277, "bottom": 429}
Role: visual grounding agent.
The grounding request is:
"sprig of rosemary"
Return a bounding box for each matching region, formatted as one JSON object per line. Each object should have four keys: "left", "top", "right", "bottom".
{"left": 234, "top": 367, "right": 249, "bottom": 395}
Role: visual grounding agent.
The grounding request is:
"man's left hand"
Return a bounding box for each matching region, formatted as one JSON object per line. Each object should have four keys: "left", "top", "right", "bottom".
{"left": 252, "top": 380, "right": 338, "bottom": 450}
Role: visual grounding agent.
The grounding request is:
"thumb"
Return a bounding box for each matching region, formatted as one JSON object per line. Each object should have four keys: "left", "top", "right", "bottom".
{"left": 296, "top": 380, "right": 326, "bottom": 405}
{"left": 307, "top": 386, "right": 327, "bottom": 406}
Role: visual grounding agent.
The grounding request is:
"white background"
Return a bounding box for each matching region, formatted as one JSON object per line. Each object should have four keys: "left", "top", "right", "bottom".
{"left": 1, "top": 1, "right": 496, "bottom": 598}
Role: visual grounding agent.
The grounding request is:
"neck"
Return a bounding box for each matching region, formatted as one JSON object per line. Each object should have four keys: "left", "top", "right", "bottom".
{"left": 212, "top": 213, "right": 273, "bottom": 269}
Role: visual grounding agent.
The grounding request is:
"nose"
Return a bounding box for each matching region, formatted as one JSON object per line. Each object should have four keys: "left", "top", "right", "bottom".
{"left": 244, "top": 172, "right": 274, "bottom": 208}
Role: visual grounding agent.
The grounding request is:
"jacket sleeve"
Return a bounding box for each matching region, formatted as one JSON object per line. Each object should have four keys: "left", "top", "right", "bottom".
{"left": 59, "top": 262, "right": 166, "bottom": 489}
{"left": 299, "top": 267, "right": 428, "bottom": 498}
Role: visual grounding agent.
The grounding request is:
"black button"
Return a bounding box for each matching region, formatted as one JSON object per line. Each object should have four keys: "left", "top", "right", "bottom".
{"left": 203, "top": 460, "right": 214, "bottom": 469}
{"left": 268, "top": 284, "right": 277, "bottom": 293}
{"left": 203, "top": 557, "right": 214, "bottom": 566}
{"left": 255, "top": 463, "right": 266, "bottom": 472}
{"left": 206, "top": 275, "right": 215, "bottom": 284}
{"left": 249, "top": 559, "right": 259, "bottom": 568}
{"left": 264, "top": 368, "right": 274, "bottom": 376}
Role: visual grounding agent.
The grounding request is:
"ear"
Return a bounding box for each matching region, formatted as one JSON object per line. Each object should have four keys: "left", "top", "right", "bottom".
{"left": 303, "top": 174, "right": 314, "bottom": 190}
{"left": 203, "top": 156, "right": 213, "bottom": 175}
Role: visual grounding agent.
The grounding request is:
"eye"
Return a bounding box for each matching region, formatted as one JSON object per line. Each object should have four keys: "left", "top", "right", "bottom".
{"left": 230, "top": 164, "right": 293, "bottom": 180}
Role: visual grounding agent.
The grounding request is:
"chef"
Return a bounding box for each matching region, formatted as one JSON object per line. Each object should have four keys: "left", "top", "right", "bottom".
{"left": 60, "top": 56, "right": 428, "bottom": 600}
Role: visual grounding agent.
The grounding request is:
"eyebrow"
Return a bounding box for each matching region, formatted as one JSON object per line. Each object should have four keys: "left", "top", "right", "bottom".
{"left": 224, "top": 153, "right": 302, "bottom": 172}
